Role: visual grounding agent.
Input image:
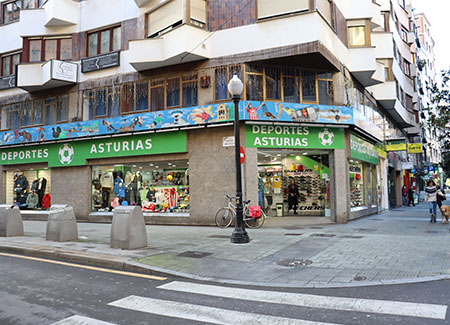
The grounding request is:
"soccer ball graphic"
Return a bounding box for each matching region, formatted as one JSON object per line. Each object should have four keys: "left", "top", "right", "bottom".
{"left": 318, "top": 128, "right": 335, "bottom": 146}
{"left": 58, "top": 144, "right": 74, "bottom": 165}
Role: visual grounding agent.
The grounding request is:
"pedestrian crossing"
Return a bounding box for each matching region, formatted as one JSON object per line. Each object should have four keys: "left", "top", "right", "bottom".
{"left": 51, "top": 280, "right": 448, "bottom": 324}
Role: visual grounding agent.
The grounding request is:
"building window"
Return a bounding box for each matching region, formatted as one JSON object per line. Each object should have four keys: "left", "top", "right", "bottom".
{"left": 214, "top": 65, "right": 242, "bottom": 101}
{"left": 28, "top": 37, "right": 73, "bottom": 62}
{"left": 403, "top": 60, "right": 411, "bottom": 77}
{"left": 246, "top": 65, "right": 264, "bottom": 101}
{"left": 88, "top": 26, "right": 121, "bottom": 57}
{"left": 85, "top": 74, "right": 198, "bottom": 118}
{"left": 400, "top": 26, "right": 408, "bottom": 43}
{"left": 0, "top": 96, "right": 68, "bottom": 130}
{"left": 265, "top": 66, "right": 281, "bottom": 100}
{"left": 1, "top": 52, "right": 20, "bottom": 76}
{"left": 282, "top": 67, "right": 300, "bottom": 103}
{"left": 377, "top": 59, "right": 393, "bottom": 81}
{"left": 317, "top": 72, "right": 334, "bottom": 105}
{"left": 301, "top": 70, "right": 317, "bottom": 103}
{"left": 347, "top": 20, "right": 370, "bottom": 47}
{"left": 2, "top": 1, "right": 20, "bottom": 24}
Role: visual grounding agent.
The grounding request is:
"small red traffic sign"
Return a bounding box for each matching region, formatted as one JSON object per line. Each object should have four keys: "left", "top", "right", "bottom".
{"left": 240, "top": 146, "right": 245, "bottom": 164}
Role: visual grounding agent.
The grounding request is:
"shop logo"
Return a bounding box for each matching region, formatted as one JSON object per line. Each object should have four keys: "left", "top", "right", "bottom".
{"left": 58, "top": 144, "right": 74, "bottom": 165}
{"left": 318, "top": 128, "right": 334, "bottom": 146}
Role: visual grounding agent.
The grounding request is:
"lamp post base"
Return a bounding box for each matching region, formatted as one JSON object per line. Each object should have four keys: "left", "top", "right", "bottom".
{"left": 231, "top": 228, "right": 249, "bottom": 243}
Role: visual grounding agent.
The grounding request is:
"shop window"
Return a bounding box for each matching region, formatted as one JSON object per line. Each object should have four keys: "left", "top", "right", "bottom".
{"left": 2, "top": 0, "right": 20, "bottom": 24}
{"left": 301, "top": 70, "right": 317, "bottom": 103}
{"left": 10, "top": 104, "right": 20, "bottom": 129}
{"left": 28, "top": 37, "right": 73, "bottom": 62}
{"left": 44, "top": 97, "right": 57, "bottom": 125}
{"left": 121, "top": 83, "right": 135, "bottom": 114}
{"left": 85, "top": 86, "right": 121, "bottom": 119}
{"left": 215, "top": 65, "right": 242, "bottom": 101}
{"left": 91, "top": 161, "right": 190, "bottom": 213}
{"left": 5, "top": 169, "right": 51, "bottom": 208}
{"left": 0, "top": 105, "right": 10, "bottom": 130}
{"left": 0, "top": 52, "right": 20, "bottom": 76}
{"left": 87, "top": 26, "right": 121, "bottom": 57}
{"left": 349, "top": 161, "right": 364, "bottom": 209}
{"left": 347, "top": 19, "right": 370, "bottom": 47}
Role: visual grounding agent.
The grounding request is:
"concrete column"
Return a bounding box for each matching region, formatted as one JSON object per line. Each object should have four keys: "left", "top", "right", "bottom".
{"left": 244, "top": 147, "right": 258, "bottom": 207}
{"left": 182, "top": 0, "right": 191, "bottom": 25}
{"left": 363, "top": 163, "right": 370, "bottom": 208}
{"left": 51, "top": 166, "right": 91, "bottom": 219}
{"left": 330, "top": 148, "right": 349, "bottom": 223}
{"left": 0, "top": 165, "right": 4, "bottom": 204}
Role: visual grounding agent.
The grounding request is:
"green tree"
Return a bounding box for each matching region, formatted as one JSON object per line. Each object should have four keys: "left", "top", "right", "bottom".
{"left": 423, "top": 69, "right": 450, "bottom": 177}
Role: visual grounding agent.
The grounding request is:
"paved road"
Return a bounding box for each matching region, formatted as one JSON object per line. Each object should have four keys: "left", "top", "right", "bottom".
{"left": 1, "top": 253, "right": 449, "bottom": 324}
{"left": 2, "top": 202, "right": 450, "bottom": 288}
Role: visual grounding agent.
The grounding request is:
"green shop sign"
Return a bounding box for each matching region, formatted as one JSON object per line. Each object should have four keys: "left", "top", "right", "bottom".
{"left": 0, "top": 131, "right": 186, "bottom": 167}
{"left": 245, "top": 124, "right": 345, "bottom": 149}
{"left": 350, "top": 134, "right": 378, "bottom": 165}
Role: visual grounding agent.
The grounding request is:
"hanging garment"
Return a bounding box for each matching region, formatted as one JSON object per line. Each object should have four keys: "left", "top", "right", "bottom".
{"left": 41, "top": 193, "right": 51, "bottom": 209}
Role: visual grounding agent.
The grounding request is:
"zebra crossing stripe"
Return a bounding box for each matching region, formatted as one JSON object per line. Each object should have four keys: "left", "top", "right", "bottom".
{"left": 50, "top": 315, "right": 117, "bottom": 325}
{"left": 108, "top": 295, "right": 340, "bottom": 325}
{"left": 157, "top": 281, "right": 447, "bottom": 320}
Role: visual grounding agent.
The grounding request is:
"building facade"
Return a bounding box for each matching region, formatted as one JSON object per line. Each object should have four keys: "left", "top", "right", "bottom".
{"left": 0, "top": 0, "right": 423, "bottom": 224}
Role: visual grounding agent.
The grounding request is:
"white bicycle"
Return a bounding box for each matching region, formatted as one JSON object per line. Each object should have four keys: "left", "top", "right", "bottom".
{"left": 215, "top": 195, "right": 266, "bottom": 229}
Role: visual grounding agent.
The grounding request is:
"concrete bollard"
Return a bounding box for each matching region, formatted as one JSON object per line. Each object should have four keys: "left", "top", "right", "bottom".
{"left": 110, "top": 206, "right": 147, "bottom": 250}
{"left": 46, "top": 204, "right": 78, "bottom": 242}
{"left": 0, "top": 205, "right": 24, "bottom": 237}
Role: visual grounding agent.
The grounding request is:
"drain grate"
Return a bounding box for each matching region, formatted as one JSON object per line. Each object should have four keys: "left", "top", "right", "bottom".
{"left": 177, "top": 251, "right": 212, "bottom": 258}
{"left": 208, "top": 235, "right": 230, "bottom": 239}
{"left": 369, "top": 219, "right": 383, "bottom": 221}
{"left": 277, "top": 259, "right": 313, "bottom": 267}
{"left": 356, "top": 228, "right": 377, "bottom": 232}
{"left": 353, "top": 276, "right": 367, "bottom": 281}
{"left": 283, "top": 226, "right": 304, "bottom": 230}
{"left": 309, "top": 227, "right": 323, "bottom": 229}
{"left": 284, "top": 233, "right": 303, "bottom": 236}
{"left": 425, "top": 231, "right": 442, "bottom": 234}
{"left": 311, "top": 233, "right": 336, "bottom": 237}
{"left": 340, "top": 235, "right": 363, "bottom": 239}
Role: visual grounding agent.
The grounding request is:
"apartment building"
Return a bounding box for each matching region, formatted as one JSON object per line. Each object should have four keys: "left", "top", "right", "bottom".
{"left": 414, "top": 12, "right": 441, "bottom": 168}
{"left": 0, "top": 0, "right": 422, "bottom": 224}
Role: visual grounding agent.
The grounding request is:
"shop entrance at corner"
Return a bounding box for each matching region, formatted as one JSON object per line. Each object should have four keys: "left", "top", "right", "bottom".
{"left": 257, "top": 149, "right": 330, "bottom": 217}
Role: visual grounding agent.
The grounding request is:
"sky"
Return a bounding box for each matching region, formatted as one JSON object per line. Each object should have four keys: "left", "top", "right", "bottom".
{"left": 412, "top": 0, "right": 450, "bottom": 71}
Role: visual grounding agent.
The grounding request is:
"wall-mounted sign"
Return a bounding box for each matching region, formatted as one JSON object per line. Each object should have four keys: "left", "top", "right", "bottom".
{"left": 386, "top": 140, "right": 406, "bottom": 151}
{"left": 401, "top": 162, "right": 414, "bottom": 170}
{"left": 0, "top": 132, "right": 186, "bottom": 167}
{"left": 81, "top": 51, "right": 120, "bottom": 73}
{"left": 222, "top": 136, "right": 235, "bottom": 147}
{"left": 52, "top": 60, "right": 78, "bottom": 83}
{"left": 245, "top": 125, "right": 345, "bottom": 149}
{"left": 407, "top": 143, "right": 423, "bottom": 154}
{"left": 0, "top": 75, "right": 15, "bottom": 90}
{"left": 350, "top": 134, "right": 379, "bottom": 165}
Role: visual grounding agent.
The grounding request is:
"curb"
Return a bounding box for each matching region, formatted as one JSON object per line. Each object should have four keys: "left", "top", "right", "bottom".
{"left": 2, "top": 243, "right": 450, "bottom": 289}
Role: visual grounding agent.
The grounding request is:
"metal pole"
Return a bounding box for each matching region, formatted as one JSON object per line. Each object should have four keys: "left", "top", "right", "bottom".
{"left": 231, "top": 96, "right": 249, "bottom": 243}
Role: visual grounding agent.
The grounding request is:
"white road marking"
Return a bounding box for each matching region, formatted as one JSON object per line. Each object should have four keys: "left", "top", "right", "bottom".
{"left": 50, "top": 315, "right": 117, "bottom": 325}
{"left": 158, "top": 281, "right": 448, "bottom": 320}
{"left": 108, "top": 295, "right": 340, "bottom": 325}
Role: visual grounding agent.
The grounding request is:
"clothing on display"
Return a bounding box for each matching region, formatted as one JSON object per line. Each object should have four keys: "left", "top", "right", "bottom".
{"left": 26, "top": 191, "right": 39, "bottom": 209}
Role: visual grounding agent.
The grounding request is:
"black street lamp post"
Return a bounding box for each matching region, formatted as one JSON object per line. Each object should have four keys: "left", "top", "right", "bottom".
{"left": 228, "top": 75, "right": 249, "bottom": 244}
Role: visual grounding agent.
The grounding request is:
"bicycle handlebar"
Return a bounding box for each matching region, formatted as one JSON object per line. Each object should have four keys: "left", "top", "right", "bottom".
{"left": 225, "top": 195, "right": 251, "bottom": 205}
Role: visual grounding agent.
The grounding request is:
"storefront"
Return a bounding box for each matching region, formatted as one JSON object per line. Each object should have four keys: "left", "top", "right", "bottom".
{"left": 0, "top": 131, "right": 189, "bottom": 217}
{"left": 349, "top": 133, "right": 379, "bottom": 219}
{"left": 246, "top": 124, "right": 345, "bottom": 218}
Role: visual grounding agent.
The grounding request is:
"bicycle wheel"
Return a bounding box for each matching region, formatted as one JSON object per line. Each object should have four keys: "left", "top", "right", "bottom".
{"left": 215, "top": 208, "right": 234, "bottom": 228}
{"left": 244, "top": 210, "right": 265, "bottom": 229}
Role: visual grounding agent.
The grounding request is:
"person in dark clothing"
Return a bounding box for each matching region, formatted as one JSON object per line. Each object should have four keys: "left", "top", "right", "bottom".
{"left": 402, "top": 185, "right": 408, "bottom": 205}
{"left": 408, "top": 185, "right": 415, "bottom": 206}
{"left": 437, "top": 187, "right": 446, "bottom": 208}
{"left": 287, "top": 178, "right": 299, "bottom": 215}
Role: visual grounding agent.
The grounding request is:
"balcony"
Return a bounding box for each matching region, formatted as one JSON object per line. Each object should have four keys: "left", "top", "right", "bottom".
{"left": 17, "top": 60, "right": 78, "bottom": 92}
{"left": 133, "top": 0, "right": 152, "bottom": 7}
{"left": 371, "top": 1, "right": 382, "bottom": 29}
{"left": 129, "top": 25, "right": 210, "bottom": 71}
{"left": 407, "top": 31, "right": 415, "bottom": 44}
{"left": 368, "top": 80, "right": 396, "bottom": 108}
{"left": 43, "top": 0, "right": 80, "bottom": 27}
{"left": 347, "top": 47, "right": 381, "bottom": 86}
{"left": 371, "top": 33, "right": 394, "bottom": 58}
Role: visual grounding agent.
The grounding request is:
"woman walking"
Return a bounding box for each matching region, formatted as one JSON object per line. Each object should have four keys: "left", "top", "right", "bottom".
{"left": 425, "top": 179, "right": 438, "bottom": 223}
